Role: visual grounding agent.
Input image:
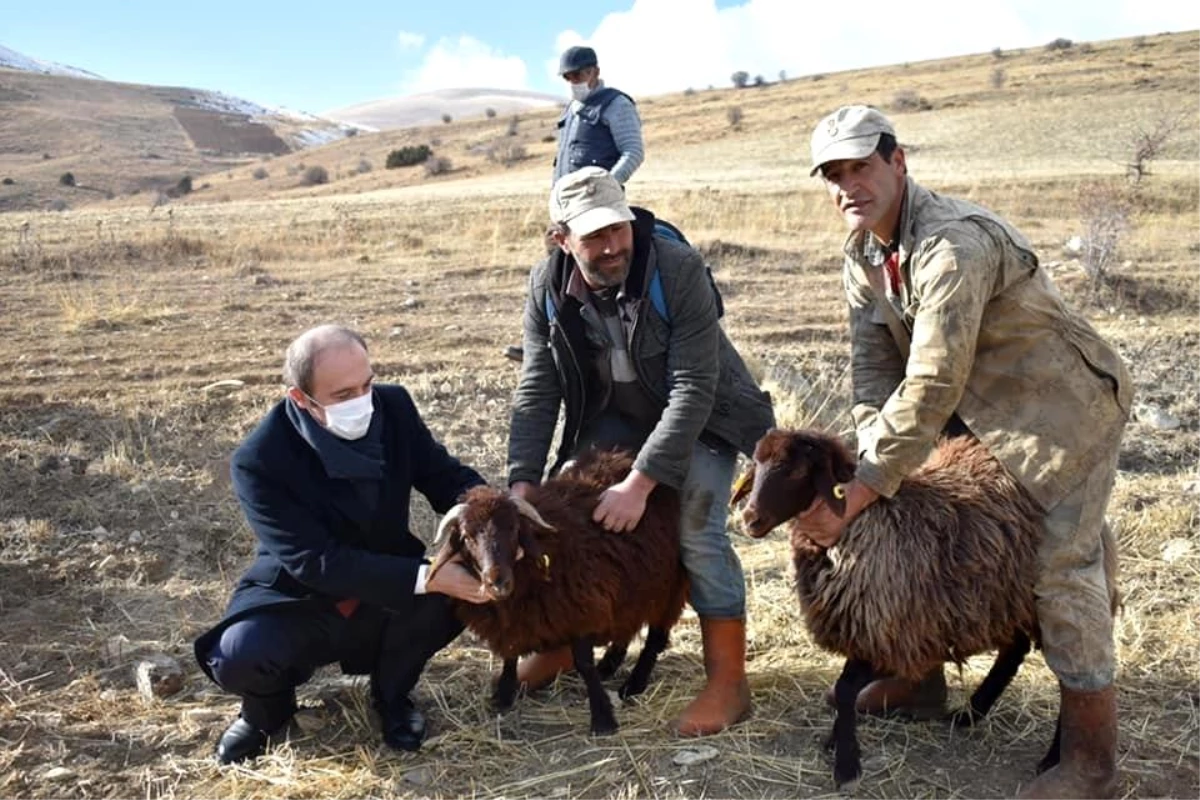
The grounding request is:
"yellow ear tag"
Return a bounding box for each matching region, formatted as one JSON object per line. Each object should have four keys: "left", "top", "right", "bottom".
{"left": 732, "top": 471, "right": 753, "bottom": 497}
{"left": 541, "top": 554, "right": 551, "bottom": 569}
{"left": 832, "top": 485, "right": 846, "bottom": 500}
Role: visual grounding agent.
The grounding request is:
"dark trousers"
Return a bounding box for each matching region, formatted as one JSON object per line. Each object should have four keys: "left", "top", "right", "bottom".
{"left": 204, "top": 595, "right": 462, "bottom": 730}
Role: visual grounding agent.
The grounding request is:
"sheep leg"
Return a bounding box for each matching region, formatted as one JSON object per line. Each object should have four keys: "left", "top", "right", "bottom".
{"left": 828, "top": 658, "right": 874, "bottom": 787}
{"left": 1036, "top": 713, "right": 1063, "bottom": 774}
{"left": 597, "top": 641, "right": 629, "bottom": 680}
{"left": 619, "top": 626, "right": 669, "bottom": 700}
{"left": 491, "top": 657, "right": 519, "bottom": 711}
{"left": 951, "top": 632, "right": 1032, "bottom": 727}
{"left": 572, "top": 637, "right": 618, "bottom": 735}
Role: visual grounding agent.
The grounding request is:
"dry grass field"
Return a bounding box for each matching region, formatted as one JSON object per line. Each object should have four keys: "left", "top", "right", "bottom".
{"left": 1, "top": 31, "right": 1197, "bottom": 799}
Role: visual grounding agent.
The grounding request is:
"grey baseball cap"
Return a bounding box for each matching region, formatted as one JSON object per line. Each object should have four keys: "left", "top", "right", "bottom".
{"left": 809, "top": 105, "right": 896, "bottom": 176}
{"left": 549, "top": 167, "right": 634, "bottom": 236}
{"left": 559, "top": 45, "right": 598, "bottom": 76}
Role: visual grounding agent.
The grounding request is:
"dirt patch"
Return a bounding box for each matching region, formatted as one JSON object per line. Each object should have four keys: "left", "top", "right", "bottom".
{"left": 172, "top": 107, "right": 291, "bottom": 156}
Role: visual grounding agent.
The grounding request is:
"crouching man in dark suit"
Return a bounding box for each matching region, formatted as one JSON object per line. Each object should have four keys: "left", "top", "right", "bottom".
{"left": 194, "top": 324, "right": 490, "bottom": 764}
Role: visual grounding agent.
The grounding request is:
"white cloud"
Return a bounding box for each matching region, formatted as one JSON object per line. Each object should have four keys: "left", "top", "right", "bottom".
{"left": 401, "top": 35, "right": 529, "bottom": 93}
{"left": 396, "top": 30, "right": 426, "bottom": 51}
{"left": 551, "top": 0, "right": 1200, "bottom": 97}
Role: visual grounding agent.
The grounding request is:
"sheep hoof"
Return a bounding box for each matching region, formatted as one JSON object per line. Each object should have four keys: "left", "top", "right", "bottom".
{"left": 490, "top": 691, "right": 516, "bottom": 712}
{"left": 590, "top": 717, "right": 619, "bottom": 736}
{"left": 833, "top": 754, "right": 862, "bottom": 788}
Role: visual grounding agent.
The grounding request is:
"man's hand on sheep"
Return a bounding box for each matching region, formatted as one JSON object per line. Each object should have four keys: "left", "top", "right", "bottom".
{"left": 426, "top": 557, "right": 493, "bottom": 604}
{"left": 593, "top": 469, "right": 657, "bottom": 533}
{"left": 795, "top": 479, "right": 880, "bottom": 548}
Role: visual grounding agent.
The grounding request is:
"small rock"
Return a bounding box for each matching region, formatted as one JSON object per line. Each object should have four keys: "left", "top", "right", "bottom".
{"left": 357, "top": 254, "right": 370, "bottom": 263}
{"left": 389, "top": 327, "right": 405, "bottom": 338}
{"left": 91, "top": 525, "right": 109, "bottom": 538}
{"left": 673, "top": 745, "right": 720, "bottom": 766}
{"left": 1161, "top": 538, "right": 1193, "bottom": 564}
{"left": 128, "top": 530, "right": 144, "bottom": 545}
{"left": 135, "top": 654, "right": 184, "bottom": 700}
{"left": 43, "top": 767, "right": 74, "bottom": 782}
{"left": 443, "top": 324, "right": 460, "bottom": 331}
{"left": 292, "top": 707, "right": 327, "bottom": 734}
{"left": 402, "top": 297, "right": 422, "bottom": 310}
{"left": 1063, "top": 235, "right": 1084, "bottom": 255}
{"left": 1134, "top": 402, "right": 1181, "bottom": 431}
{"left": 401, "top": 767, "right": 431, "bottom": 786}
{"left": 36, "top": 455, "right": 59, "bottom": 475}
{"left": 405, "top": 279, "right": 418, "bottom": 287}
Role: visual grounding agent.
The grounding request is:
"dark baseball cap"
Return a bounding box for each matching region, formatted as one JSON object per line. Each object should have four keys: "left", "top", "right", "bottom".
{"left": 559, "top": 45, "right": 598, "bottom": 76}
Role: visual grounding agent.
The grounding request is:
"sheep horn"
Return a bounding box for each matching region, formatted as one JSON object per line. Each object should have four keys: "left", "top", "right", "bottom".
{"left": 433, "top": 503, "right": 468, "bottom": 546}
{"left": 509, "top": 495, "right": 555, "bottom": 531}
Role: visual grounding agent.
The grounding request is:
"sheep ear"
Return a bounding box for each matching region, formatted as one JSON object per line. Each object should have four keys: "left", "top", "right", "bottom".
{"left": 730, "top": 466, "right": 755, "bottom": 507}
{"left": 814, "top": 466, "right": 847, "bottom": 517}
{"left": 427, "top": 526, "right": 463, "bottom": 583}
{"left": 517, "top": 527, "right": 552, "bottom": 582}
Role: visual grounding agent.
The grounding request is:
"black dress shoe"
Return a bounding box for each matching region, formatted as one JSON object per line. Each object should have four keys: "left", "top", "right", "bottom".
{"left": 380, "top": 697, "right": 427, "bottom": 752}
{"left": 216, "top": 717, "right": 270, "bottom": 764}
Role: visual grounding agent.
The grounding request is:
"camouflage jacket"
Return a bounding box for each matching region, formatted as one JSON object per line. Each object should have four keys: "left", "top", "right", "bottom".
{"left": 844, "top": 177, "right": 1133, "bottom": 510}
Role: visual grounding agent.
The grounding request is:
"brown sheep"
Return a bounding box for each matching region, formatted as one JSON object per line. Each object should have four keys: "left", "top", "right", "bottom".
{"left": 428, "top": 448, "right": 688, "bottom": 735}
{"left": 732, "top": 428, "right": 1117, "bottom": 788}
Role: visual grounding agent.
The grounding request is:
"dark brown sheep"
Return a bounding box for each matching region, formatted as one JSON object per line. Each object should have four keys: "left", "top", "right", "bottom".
{"left": 732, "top": 428, "right": 1117, "bottom": 787}
{"left": 428, "top": 448, "right": 688, "bottom": 735}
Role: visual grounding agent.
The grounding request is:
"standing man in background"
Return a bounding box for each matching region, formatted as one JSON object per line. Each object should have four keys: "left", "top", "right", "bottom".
{"left": 506, "top": 45, "right": 645, "bottom": 363}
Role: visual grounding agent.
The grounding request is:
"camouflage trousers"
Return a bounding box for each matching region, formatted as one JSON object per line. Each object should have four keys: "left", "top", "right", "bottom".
{"left": 1035, "top": 437, "right": 1122, "bottom": 691}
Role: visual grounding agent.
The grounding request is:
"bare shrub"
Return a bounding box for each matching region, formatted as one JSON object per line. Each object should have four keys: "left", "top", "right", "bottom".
{"left": 683, "top": 87, "right": 696, "bottom": 97}
{"left": 386, "top": 146, "right": 431, "bottom": 168}
{"left": 47, "top": 198, "right": 69, "bottom": 212}
{"left": 487, "top": 141, "right": 527, "bottom": 167}
{"left": 424, "top": 156, "right": 452, "bottom": 176}
{"left": 990, "top": 67, "right": 1007, "bottom": 89}
{"left": 726, "top": 106, "right": 744, "bottom": 129}
{"left": 252, "top": 167, "right": 269, "bottom": 180}
{"left": 302, "top": 165, "right": 329, "bottom": 186}
{"left": 1077, "top": 182, "right": 1132, "bottom": 299}
{"left": 1045, "top": 37, "right": 1073, "bottom": 51}
{"left": 441, "top": 113, "right": 452, "bottom": 124}
{"left": 992, "top": 46, "right": 1005, "bottom": 59}
{"left": 1126, "top": 113, "right": 1182, "bottom": 184}
{"left": 355, "top": 158, "right": 372, "bottom": 174}
{"left": 891, "top": 90, "right": 932, "bottom": 112}
{"left": 485, "top": 107, "right": 497, "bottom": 119}
{"left": 506, "top": 115, "right": 520, "bottom": 136}
{"left": 2, "top": 177, "right": 14, "bottom": 185}
{"left": 59, "top": 172, "right": 76, "bottom": 187}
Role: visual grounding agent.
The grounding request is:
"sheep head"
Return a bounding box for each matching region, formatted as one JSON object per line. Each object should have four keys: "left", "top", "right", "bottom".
{"left": 428, "top": 486, "right": 555, "bottom": 601}
{"left": 731, "top": 428, "right": 856, "bottom": 539}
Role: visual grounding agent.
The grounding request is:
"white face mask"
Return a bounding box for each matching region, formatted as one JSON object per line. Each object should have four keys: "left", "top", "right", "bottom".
{"left": 313, "top": 391, "right": 374, "bottom": 440}
{"left": 569, "top": 81, "right": 592, "bottom": 102}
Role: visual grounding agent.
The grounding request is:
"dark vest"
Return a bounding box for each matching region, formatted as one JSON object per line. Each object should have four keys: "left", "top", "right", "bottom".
{"left": 554, "top": 87, "right": 632, "bottom": 182}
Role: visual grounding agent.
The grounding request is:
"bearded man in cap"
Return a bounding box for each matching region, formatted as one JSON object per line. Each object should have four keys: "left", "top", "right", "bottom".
{"left": 505, "top": 166, "right": 775, "bottom": 737}
{"left": 800, "top": 105, "right": 1132, "bottom": 799}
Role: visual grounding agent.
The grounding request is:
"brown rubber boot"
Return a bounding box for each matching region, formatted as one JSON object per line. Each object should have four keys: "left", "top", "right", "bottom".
{"left": 1018, "top": 684, "right": 1118, "bottom": 799}
{"left": 673, "top": 618, "right": 751, "bottom": 737}
{"left": 515, "top": 647, "right": 574, "bottom": 691}
{"left": 823, "top": 666, "right": 947, "bottom": 719}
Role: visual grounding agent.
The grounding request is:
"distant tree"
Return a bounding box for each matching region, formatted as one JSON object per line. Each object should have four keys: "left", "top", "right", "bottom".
{"left": 344, "top": 127, "right": 358, "bottom": 137}
{"left": 441, "top": 113, "right": 453, "bottom": 124}
{"left": 59, "top": 172, "right": 76, "bottom": 187}
{"left": 683, "top": 87, "right": 696, "bottom": 96}
{"left": 176, "top": 175, "right": 193, "bottom": 195}
{"left": 731, "top": 71, "right": 750, "bottom": 88}
{"left": 1045, "top": 37, "right": 1073, "bottom": 51}
{"left": 778, "top": 69, "right": 787, "bottom": 82}
{"left": 1126, "top": 112, "right": 1183, "bottom": 184}
{"left": 991, "top": 46, "right": 1005, "bottom": 59}
{"left": 485, "top": 107, "right": 497, "bottom": 119}
{"left": 252, "top": 166, "right": 269, "bottom": 180}
{"left": 753, "top": 74, "right": 766, "bottom": 87}
{"left": 302, "top": 165, "right": 329, "bottom": 185}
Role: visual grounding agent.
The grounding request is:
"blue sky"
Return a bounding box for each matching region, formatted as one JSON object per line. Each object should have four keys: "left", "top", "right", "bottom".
{"left": 4, "top": 0, "right": 1197, "bottom": 114}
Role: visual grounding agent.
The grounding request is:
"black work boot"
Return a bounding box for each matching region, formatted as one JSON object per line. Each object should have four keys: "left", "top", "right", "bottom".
{"left": 371, "top": 676, "right": 427, "bottom": 752}
{"left": 216, "top": 718, "right": 272, "bottom": 764}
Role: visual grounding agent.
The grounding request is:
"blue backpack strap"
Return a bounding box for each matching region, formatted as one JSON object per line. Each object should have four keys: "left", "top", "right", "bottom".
{"left": 544, "top": 292, "right": 557, "bottom": 324}
{"left": 648, "top": 271, "right": 669, "bottom": 324}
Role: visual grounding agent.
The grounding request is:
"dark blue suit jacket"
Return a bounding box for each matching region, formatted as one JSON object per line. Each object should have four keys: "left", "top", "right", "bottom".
{"left": 194, "top": 384, "right": 484, "bottom": 671}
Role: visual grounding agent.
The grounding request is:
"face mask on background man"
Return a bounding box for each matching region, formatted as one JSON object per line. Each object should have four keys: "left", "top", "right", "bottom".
{"left": 570, "top": 81, "right": 592, "bottom": 102}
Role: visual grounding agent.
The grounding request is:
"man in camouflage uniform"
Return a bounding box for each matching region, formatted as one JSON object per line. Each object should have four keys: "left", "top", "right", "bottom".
{"left": 799, "top": 105, "right": 1132, "bottom": 799}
